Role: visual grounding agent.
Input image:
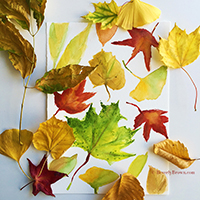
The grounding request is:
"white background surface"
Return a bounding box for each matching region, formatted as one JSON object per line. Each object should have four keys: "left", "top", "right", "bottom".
{"left": 0, "top": 0, "right": 200, "bottom": 200}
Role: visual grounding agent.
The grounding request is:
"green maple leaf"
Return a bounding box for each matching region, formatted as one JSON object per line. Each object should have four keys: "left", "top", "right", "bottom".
{"left": 67, "top": 102, "right": 138, "bottom": 165}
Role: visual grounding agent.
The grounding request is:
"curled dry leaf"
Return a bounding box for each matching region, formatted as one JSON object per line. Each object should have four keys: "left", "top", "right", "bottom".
{"left": 0, "top": 129, "right": 33, "bottom": 162}
{"left": 102, "top": 173, "right": 144, "bottom": 200}
{"left": 153, "top": 139, "right": 195, "bottom": 169}
{"left": 146, "top": 165, "right": 168, "bottom": 194}
{"left": 79, "top": 166, "right": 119, "bottom": 194}
{"left": 32, "top": 116, "right": 75, "bottom": 159}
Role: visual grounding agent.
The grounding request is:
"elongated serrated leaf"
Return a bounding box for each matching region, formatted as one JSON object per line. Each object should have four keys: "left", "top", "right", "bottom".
{"left": 83, "top": 0, "right": 120, "bottom": 30}
{"left": 30, "top": 0, "right": 47, "bottom": 29}
{"left": 0, "top": 0, "right": 30, "bottom": 30}
{"left": 79, "top": 167, "right": 119, "bottom": 194}
{"left": 0, "top": 19, "right": 36, "bottom": 78}
{"left": 0, "top": 129, "right": 33, "bottom": 162}
{"left": 49, "top": 22, "right": 69, "bottom": 68}
{"left": 67, "top": 102, "right": 138, "bottom": 165}
{"left": 128, "top": 152, "right": 148, "bottom": 177}
{"left": 56, "top": 23, "right": 92, "bottom": 69}
{"left": 35, "top": 64, "right": 96, "bottom": 93}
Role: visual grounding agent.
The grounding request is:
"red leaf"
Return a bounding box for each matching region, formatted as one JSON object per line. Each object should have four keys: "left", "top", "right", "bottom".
{"left": 27, "top": 154, "right": 66, "bottom": 196}
{"left": 54, "top": 79, "right": 96, "bottom": 115}
{"left": 127, "top": 102, "right": 168, "bottom": 142}
{"left": 112, "top": 27, "right": 158, "bottom": 71}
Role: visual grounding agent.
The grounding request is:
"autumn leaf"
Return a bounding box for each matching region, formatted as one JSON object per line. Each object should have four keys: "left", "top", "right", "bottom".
{"left": 96, "top": 23, "right": 118, "bottom": 46}
{"left": 153, "top": 139, "right": 195, "bottom": 169}
{"left": 54, "top": 79, "right": 96, "bottom": 115}
{"left": 49, "top": 154, "right": 77, "bottom": 175}
{"left": 0, "top": 129, "right": 33, "bottom": 162}
{"left": 112, "top": 26, "right": 159, "bottom": 71}
{"left": 35, "top": 64, "right": 96, "bottom": 93}
{"left": 22, "top": 154, "right": 66, "bottom": 196}
{"left": 56, "top": 23, "right": 92, "bottom": 69}
{"left": 29, "top": 0, "right": 47, "bottom": 29}
{"left": 83, "top": 0, "right": 120, "bottom": 30}
{"left": 0, "top": 0, "right": 30, "bottom": 30}
{"left": 102, "top": 173, "right": 144, "bottom": 200}
{"left": 0, "top": 19, "right": 36, "bottom": 78}
{"left": 146, "top": 165, "right": 168, "bottom": 194}
{"left": 127, "top": 102, "right": 168, "bottom": 142}
{"left": 128, "top": 152, "right": 148, "bottom": 177}
{"left": 32, "top": 116, "right": 75, "bottom": 159}
{"left": 67, "top": 102, "right": 137, "bottom": 165}
{"left": 124, "top": 64, "right": 167, "bottom": 101}
{"left": 79, "top": 167, "right": 119, "bottom": 194}
{"left": 116, "top": 0, "right": 161, "bottom": 30}
{"left": 49, "top": 22, "right": 69, "bottom": 68}
{"left": 89, "top": 49, "right": 125, "bottom": 101}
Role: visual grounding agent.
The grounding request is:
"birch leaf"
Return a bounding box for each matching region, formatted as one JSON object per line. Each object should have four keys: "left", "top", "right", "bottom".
{"left": 35, "top": 64, "right": 96, "bottom": 94}
{"left": 153, "top": 139, "right": 195, "bottom": 169}
{"left": 79, "top": 167, "right": 119, "bottom": 194}
{"left": 146, "top": 165, "right": 168, "bottom": 194}
{"left": 83, "top": 0, "right": 120, "bottom": 30}
{"left": 0, "top": 0, "right": 30, "bottom": 30}
{"left": 89, "top": 49, "right": 125, "bottom": 101}
{"left": 49, "top": 154, "right": 77, "bottom": 175}
{"left": 102, "top": 173, "right": 144, "bottom": 200}
{"left": 116, "top": 0, "right": 161, "bottom": 30}
{"left": 0, "top": 19, "right": 36, "bottom": 78}
{"left": 56, "top": 23, "right": 92, "bottom": 69}
{"left": 128, "top": 152, "right": 148, "bottom": 177}
{"left": 32, "top": 116, "right": 75, "bottom": 159}
{"left": 49, "top": 22, "right": 69, "bottom": 68}
{"left": 159, "top": 24, "right": 200, "bottom": 69}
{"left": 0, "top": 129, "right": 33, "bottom": 162}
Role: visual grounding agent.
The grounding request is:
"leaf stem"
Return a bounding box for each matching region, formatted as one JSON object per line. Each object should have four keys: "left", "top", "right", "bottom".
{"left": 181, "top": 67, "right": 198, "bottom": 111}
{"left": 105, "top": 84, "right": 111, "bottom": 102}
{"left": 18, "top": 161, "right": 32, "bottom": 180}
{"left": 20, "top": 180, "right": 35, "bottom": 191}
{"left": 122, "top": 60, "right": 141, "bottom": 80}
{"left": 67, "top": 152, "right": 91, "bottom": 190}
{"left": 126, "top": 102, "right": 142, "bottom": 113}
{"left": 38, "top": 153, "right": 49, "bottom": 178}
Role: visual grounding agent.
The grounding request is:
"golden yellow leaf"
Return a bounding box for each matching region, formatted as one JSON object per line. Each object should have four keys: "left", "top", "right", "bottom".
{"left": 102, "top": 173, "right": 144, "bottom": 200}
{"left": 159, "top": 24, "right": 200, "bottom": 68}
{"left": 32, "top": 116, "right": 75, "bottom": 159}
{"left": 146, "top": 165, "right": 168, "bottom": 194}
{"left": 153, "top": 139, "right": 195, "bottom": 169}
{"left": 0, "top": 129, "right": 33, "bottom": 162}
{"left": 116, "top": 0, "right": 161, "bottom": 30}
{"left": 89, "top": 49, "right": 125, "bottom": 100}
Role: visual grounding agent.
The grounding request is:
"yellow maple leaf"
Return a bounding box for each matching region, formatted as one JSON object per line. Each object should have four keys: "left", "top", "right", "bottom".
{"left": 153, "top": 139, "right": 195, "bottom": 169}
{"left": 32, "top": 116, "right": 75, "bottom": 159}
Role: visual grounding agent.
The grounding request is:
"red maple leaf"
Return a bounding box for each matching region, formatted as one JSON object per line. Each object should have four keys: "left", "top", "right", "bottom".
{"left": 127, "top": 102, "right": 168, "bottom": 142}
{"left": 22, "top": 154, "right": 66, "bottom": 196}
{"left": 54, "top": 79, "right": 96, "bottom": 115}
{"left": 112, "top": 25, "right": 159, "bottom": 71}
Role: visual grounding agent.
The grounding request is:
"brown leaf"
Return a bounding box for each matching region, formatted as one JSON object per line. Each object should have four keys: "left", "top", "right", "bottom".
{"left": 146, "top": 165, "right": 168, "bottom": 194}
{"left": 102, "top": 173, "right": 144, "bottom": 200}
{"left": 153, "top": 139, "right": 195, "bottom": 169}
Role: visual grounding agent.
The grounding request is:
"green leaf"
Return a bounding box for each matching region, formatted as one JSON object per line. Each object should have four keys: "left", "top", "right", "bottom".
{"left": 67, "top": 102, "right": 138, "bottom": 165}
{"left": 35, "top": 64, "right": 96, "bottom": 93}
{"left": 49, "top": 154, "right": 77, "bottom": 175}
{"left": 127, "top": 152, "right": 148, "bottom": 177}
{"left": 49, "top": 22, "right": 69, "bottom": 68}
{"left": 79, "top": 166, "right": 119, "bottom": 194}
{"left": 56, "top": 23, "right": 92, "bottom": 69}
{"left": 83, "top": 0, "right": 120, "bottom": 30}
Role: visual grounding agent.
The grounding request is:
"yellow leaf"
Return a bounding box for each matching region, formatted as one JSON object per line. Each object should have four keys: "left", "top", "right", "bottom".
{"left": 153, "top": 139, "right": 195, "bottom": 169}
{"left": 159, "top": 24, "right": 200, "bottom": 68}
{"left": 146, "top": 165, "right": 168, "bottom": 194}
{"left": 0, "top": 129, "right": 33, "bottom": 162}
{"left": 102, "top": 173, "right": 144, "bottom": 200}
{"left": 32, "top": 116, "right": 75, "bottom": 159}
{"left": 89, "top": 49, "right": 125, "bottom": 100}
{"left": 116, "top": 0, "right": 161, "bottom": 30}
